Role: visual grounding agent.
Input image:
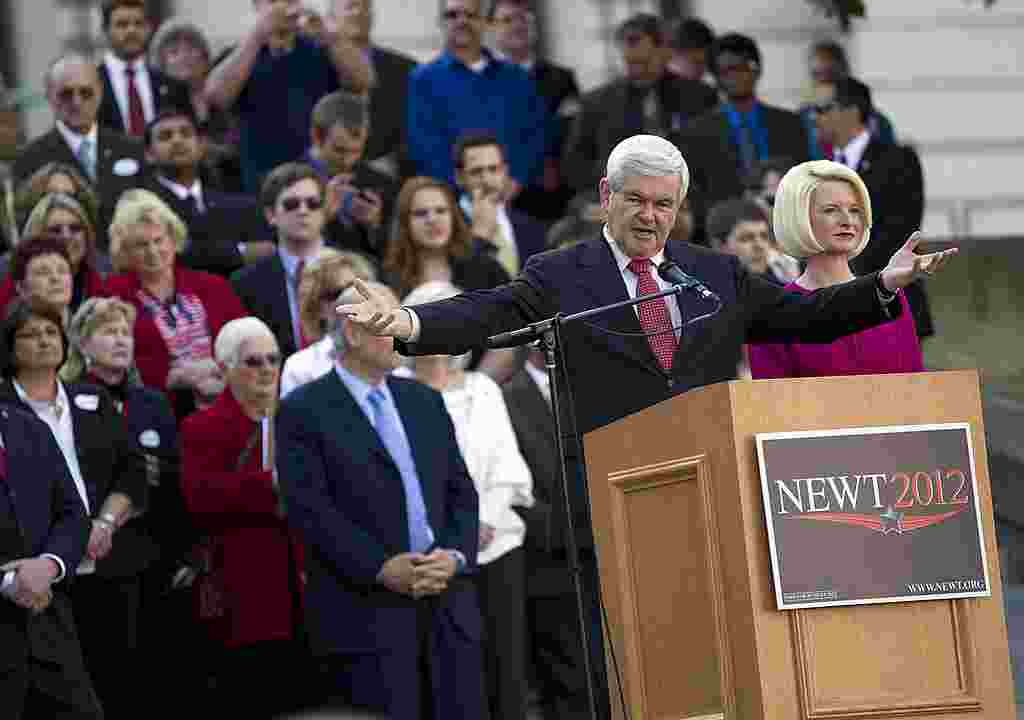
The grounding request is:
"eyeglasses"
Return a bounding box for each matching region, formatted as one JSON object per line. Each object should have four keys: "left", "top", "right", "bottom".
{"left": 47, "top": 223, "right": 86, "bottom": 237}
{"left": 813, "top": 101, "right": 839, "bottom": 114}
{"left": 280, "top": 196, "right": 324, "bottom": 212}
{"left": 56, "top": 86, "right": 97, "bottom": 103}
{"left": 442, "top": 8, "right": 479, "bottom": 21}
{"left": 241, "top": 353, "right": 282, "bottom": 369}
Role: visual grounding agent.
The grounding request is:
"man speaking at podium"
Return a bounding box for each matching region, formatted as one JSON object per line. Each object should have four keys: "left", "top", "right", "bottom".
{"left": 337, "top": 134, "right": 954, "bottom": 719}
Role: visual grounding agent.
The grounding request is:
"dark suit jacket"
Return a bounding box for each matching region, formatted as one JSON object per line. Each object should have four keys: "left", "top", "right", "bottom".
{"left": 403, "top": 236, "right": 901, "bottom": 436}
{"left": 12, "top": 126, "right": 148, "bottom": 251}
{"left": 0, "top": 402, "right": 93, "bottom": 711}
{"left": 502, "top": 370, "right": 563, "bottom": 553}
{"left": 0, "top": 381, "right": 149, "bottom": 579}
{"left": 231, "top": 253, "right": 296, "bottom": 357}
{"left": 365, "top": 45, "right": 418, "bottom": 170}
{"left": 849, "top": 138, "right": 934, "bottom": 338}
{"left": 674, "top": 104, "right": 810, "bottom": 233}
{"left": 144, "top": 176, "right": 265, "bottom": 278}
{"left": 277, "top": 371, "right": 481, "bottom": 717}
{"left": 97, "top": 62, "right": 192, "bottom": 135}
{"left": 562, "top": 74, "right": 718, "bottom": 192}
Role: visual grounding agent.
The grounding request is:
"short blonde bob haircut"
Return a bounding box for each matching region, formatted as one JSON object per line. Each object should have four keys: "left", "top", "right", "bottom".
{"left": 772, "top": 159, "right": 872, "bottom": 259}
{"left": 109, "top": 189, "right": 189, "bottom": 271}
{"left": 61, "top": 297, "right": 138, "bottom": 382}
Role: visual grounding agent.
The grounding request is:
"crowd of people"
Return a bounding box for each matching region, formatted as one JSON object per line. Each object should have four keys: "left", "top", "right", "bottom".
{"left": 0, "top": 1, "right": 943, "bottom": 719}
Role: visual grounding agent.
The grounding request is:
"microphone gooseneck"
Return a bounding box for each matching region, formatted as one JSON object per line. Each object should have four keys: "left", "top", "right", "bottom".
{"left": 657, "top": 260, "right": 720, "bottom": 302}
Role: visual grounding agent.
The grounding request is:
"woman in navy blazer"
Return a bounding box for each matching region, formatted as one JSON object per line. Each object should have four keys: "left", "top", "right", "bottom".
{"left": 0, "top": 298, "right": 148, "bottom": 720}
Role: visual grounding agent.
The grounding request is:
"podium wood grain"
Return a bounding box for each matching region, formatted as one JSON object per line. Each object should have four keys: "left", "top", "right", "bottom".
{"left": 582, "top": 370, "right": 1013, "bottom": 720}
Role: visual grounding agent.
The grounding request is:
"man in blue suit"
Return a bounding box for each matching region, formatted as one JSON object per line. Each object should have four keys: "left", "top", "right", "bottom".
{"left": 0, "top": 402, "right": 99, "bottom": 719}
{"left": 277, "top": 282, "right": 483, "bottom": 720}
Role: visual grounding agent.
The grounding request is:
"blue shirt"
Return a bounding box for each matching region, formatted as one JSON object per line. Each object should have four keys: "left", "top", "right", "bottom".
{"left": 723, "top": 102, "right": 770, "bottom": 171}
{"left": 236, "top": 36, "right": 341, "bottom": 192}
{"left": 406, "top": 49, "right": 547, "bottom": 187}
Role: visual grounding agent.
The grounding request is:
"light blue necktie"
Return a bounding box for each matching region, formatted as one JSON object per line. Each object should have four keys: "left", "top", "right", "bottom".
{"left": 78, "top": 137, "right": 96, "bottom": 181}
{"left": 368, "top": 387, "right": 434, "bottom": 552}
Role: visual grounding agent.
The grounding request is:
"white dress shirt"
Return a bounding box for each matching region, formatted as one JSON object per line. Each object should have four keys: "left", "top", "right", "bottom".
{"left": 156, "top": 175, "right": 205, "bottom": 213}
{"left": 12, "top": 380, "right": 93, "bottom": 576}
{"left": 103, "top": 52, "right": 156, "bottom": 127}
{"left": 403, "top": 224, "right": 682, "bottom": 341}
{"left": 834, "top": 128, "right": 872, "bottom": 171}
{"left": 440, "top": 372, "right": 533, "bottom": 565}
{"left": 280, "top": 336, "right": 335, "bottom": 398}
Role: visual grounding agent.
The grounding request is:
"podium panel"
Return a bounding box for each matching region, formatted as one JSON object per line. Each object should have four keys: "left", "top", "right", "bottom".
{"left": 583, "top": 371, "right": 1013, "bottom": 720}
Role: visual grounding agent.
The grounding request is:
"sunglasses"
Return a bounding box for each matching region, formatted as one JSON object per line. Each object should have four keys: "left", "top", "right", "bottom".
{"left": 280, "top": 196, "right": 324, "bottom": 212}
{"left": 442, "top": 8, "right": 479, "bottom": 21}
{"left": 242, "top": 353, "right": 282, "bottom": 369}
{"left": 56, "top": 87, "right": 97, "bottom": 102}
{"left": 47, "top": 223, "right": 86, "bottom": 236}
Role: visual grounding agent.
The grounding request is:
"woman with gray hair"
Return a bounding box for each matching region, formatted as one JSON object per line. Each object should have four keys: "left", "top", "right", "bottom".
{"left": 402, "top": 279, "right": 534, "bottom": 720}
{"left": 103, "top": 189, "right": 246, "bottom": 419}
{"left": 180, "top": 316, "right": 309, "bottom": 718}
{"left": 748, "top": 159, "right": 923, "bottom": 378}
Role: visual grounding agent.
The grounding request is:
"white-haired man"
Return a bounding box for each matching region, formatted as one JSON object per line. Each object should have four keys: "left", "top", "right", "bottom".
{"left": 278, "top": 281, "right": 483, "bottom": 720}
{"left": 179, "top": 317, "right": 312, "bottom": 718}
{"left": 337, "top": 133, "right": 956, "bottom": 719}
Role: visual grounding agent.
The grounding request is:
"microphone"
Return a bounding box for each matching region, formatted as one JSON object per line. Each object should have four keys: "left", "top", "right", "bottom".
{"left": 657, "top": 260, "right": 720, "bottom": 302}
{"left": 486, "top": 324, "right": 540, "bottom": 349}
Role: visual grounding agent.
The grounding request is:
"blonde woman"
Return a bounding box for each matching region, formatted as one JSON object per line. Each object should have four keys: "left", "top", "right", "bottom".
{"left": 281, "top": 248, "right": 376, "bottom": 397}
{"left": 0, "top": 192, "right": 107, "bottom": 315}
{"left": 749, "top": 160, "right": 923, "bottom": 378}
{"left": 103, "top": 189, "right": 246, "bottom": 419}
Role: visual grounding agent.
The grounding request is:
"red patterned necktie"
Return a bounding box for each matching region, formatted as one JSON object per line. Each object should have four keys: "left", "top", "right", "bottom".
{"left": 627, "top": 257, "right": 677, "bottom": 371}
{"left": 125, "top": 66, "right": 146, "bottom": 136}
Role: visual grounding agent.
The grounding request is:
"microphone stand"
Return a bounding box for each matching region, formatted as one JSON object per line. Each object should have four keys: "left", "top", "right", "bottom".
{"left": 488, "top": 285, "right": 685, "bottom": 720}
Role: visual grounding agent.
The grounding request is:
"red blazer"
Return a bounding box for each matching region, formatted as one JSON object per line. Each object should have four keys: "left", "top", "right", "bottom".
{"left": 180, "top": 389, "right": 304, "bottom": 649}
{"left": 102, "top": 266, "right": 246, "bottom": 394}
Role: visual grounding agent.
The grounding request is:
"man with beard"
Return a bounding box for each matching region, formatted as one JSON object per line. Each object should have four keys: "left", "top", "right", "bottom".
{"left": 304, "top": 91, "right": 396, "bottom": 262}
{"left": 97, "top": 0, "right": 192, "bottom": 137}
{"left": 406, "top": 0, "right": 547, "bottom": 192}
{"left": 142, "top": 107, "right": 272, "bottom": 277}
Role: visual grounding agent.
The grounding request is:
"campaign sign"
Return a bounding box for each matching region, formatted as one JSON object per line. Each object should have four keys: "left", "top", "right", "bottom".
{"left": 756, "top": 423, "right": 990, "bottom": 610}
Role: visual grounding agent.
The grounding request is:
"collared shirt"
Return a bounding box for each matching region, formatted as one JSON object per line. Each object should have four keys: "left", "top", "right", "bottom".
{"left": 493, "top": 49, "right": 535, "bottom": 74}
{"left": 12, "top": 380, "right": 90, "bottom": 516}
{"left": 55, "top": 121, "right": 98, "bottom": 162}
{"left": 459, "top": 194, "right": 518, "bottom": 270}
{"left": 523, "top": 360, "right": 550, "bottom": 405}
{"left": 279, "top": 242, "right": 323, "bottom": 349}
{"left": 333, "top": 363, "right": 437, "bottom": 550}
{"left": 103, "top": 52, "right": 156, "bottom": 127}
{"left": 834, "top": 128, "right": 872, "bottom": 171}
{"left": 603, "top": 226, "right": 683, "bottom": 340}
{"left": 156, "top": 175, "right": 205, "bottom": 213}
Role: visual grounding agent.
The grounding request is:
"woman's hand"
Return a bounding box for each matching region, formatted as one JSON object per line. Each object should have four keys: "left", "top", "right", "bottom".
{"left": 87, "top": 520, "right": 114, "bottom": 561}
{"left": 879, "top": 231, "right": 958, "bottom": 292}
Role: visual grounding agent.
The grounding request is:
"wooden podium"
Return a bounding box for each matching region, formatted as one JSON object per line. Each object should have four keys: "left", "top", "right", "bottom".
{"left": 582, "top": 370, "right": 1014, "bottom": 720}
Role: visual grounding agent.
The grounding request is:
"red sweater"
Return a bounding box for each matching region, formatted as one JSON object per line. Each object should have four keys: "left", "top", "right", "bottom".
{"left": 102, "top": 266, "right": 246, "bottom": 394}
{"left": 180, "top": 389, "right": 304, "bottom": 648}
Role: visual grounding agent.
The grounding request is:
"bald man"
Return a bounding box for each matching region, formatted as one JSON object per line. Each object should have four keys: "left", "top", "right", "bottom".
{"left": 14, "top": 53, "right": 148, "bottom": 251}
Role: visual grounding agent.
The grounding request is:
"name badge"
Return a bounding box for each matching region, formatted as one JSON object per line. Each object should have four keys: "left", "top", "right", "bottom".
{"left": 74, "top": 394, "right": 99, "bottom": 412}
{"left": 113, "top": 158, "right": 140, "bottom": 177}
{"left": 139, "top": 429, "right": 161, "bottom": 449}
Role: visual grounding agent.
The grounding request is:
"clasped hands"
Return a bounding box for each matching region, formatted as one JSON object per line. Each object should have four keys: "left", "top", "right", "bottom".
{"left": 1, "top": 557, "right": 58, "bottom": 613}
{"left": 377, "top": 550, "right": 457, "bottom": 600}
